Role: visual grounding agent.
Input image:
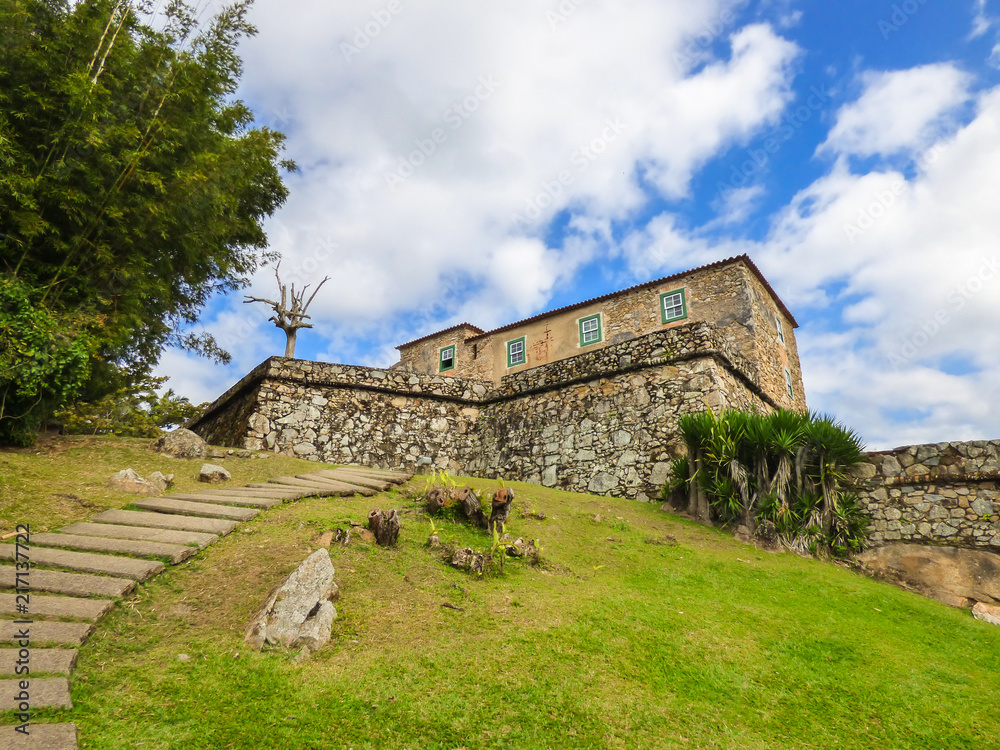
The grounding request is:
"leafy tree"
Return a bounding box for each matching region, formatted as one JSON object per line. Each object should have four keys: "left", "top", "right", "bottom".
{"left": 55, "top": 372, "right": 207, "bottom": 437}
{"left": 0, "top": 0, "right": 294, "bottom": 444}
{"left": 0, "top": 275, "right": 96, "bottom": 444}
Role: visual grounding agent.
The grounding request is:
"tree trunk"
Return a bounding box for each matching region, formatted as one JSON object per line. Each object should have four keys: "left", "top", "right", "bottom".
{"left": 367, "top": 508, "right": 400, "bottom": 547}
{"left": 455, "top": 487, "right": 488, "bottom": 529}
{"left": 687, "top": 452, "right": 701, "bottom": 516}
{"left": 489, "top": 488, "right": 514, "bottom": 534}
{"left": 424, "top": 486, "right": 449, "bottom": 514}
{"left": 283, "top": 328, "right": 297, "bottom": 358}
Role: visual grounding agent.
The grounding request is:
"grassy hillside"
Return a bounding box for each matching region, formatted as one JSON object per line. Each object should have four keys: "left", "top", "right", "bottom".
{"left": 0, "top": 434, "right": 340, "bottom": 532}
{"left": 3, "top": 437, "right": 1000, "bottom": 749}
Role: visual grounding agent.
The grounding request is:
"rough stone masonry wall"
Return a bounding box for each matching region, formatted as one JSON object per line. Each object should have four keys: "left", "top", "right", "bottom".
{"left": 190, "top": 358, "right": 491, "bottom": 473}
{"left": 470, "top": 323, "right": 774, "bottom": 501}
{"left": 190, "top": 323, "right": 774, "bottom": 498}
{"left": 851, "top": 441, "right": 1000, "bottom": 550}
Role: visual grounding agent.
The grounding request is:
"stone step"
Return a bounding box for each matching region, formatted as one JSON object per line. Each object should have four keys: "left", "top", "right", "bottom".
{"left": 60, "top": 523, "right": 217, "bottom": 549}
{"left": 0, "top": 567, "right": 134, "bottom": 599}
{"left": 0, "top": 722, "right": 78, "bottom": 749}
{"left": 29, "top": 534, "right": 196, "bottom": 566}
{"left": 0, "top": 595, "right": 112, "bottom": 622}
{"left": 245, "top": 481, "right": 325, "bottom": 494}
{"left": 340, "top": 466, "right": 412, "bottom": 482}
{"left": 310, "top": 471, "right": 390, "bottom": 490}
{"left": 164, "top": 493, "right": 281, "bottom": 509}
{"left": 0, "top": 547, "right": 162, "bottom": 583}
{"left": 0, "top": 649, "right": 77, "bottom": 675}
{"left": 0, "top": 621, "right": 93, "bottom": 647}
{"left": 0, "top": 677, "right": 72, "bottom": 710}
{"left": 127, "top": 498, "right": 258, "bottom": 522}
{"left": 264, "top": 477, "right": 375, "bottom": 496}
{"left": 199, "top": 487, "right": 309, "bottom": 499}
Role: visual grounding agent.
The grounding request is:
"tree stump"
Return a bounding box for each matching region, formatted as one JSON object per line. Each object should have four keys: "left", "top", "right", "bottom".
{"left": 424, "top": 486, "right": 450, "bottom": 515}
{"left": 454, "top": 486, "right": 488, "bottom": 529}
{"left": 367, "top": 508, "right": 400, "bottom": 547}
{"left": 489, "top": 488, "right": 515, "bottom": 534}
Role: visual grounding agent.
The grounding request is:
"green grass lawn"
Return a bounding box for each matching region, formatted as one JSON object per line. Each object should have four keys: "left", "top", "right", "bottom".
{"left": 3, "top": 437, "right": 1000, "bottom": 749}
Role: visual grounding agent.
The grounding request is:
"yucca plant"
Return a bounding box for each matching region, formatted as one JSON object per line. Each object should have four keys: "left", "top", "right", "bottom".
{"left": 670, "top": 407, "right": 867, "bottom": 557}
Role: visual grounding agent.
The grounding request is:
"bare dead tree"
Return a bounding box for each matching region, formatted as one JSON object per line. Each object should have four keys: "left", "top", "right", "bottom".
{"left": 244, "top": 263, "right": 330, "bottom": 358}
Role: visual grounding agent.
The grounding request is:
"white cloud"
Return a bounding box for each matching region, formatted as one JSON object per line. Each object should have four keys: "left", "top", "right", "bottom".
{"left": 819, "top": 64, "right": 972, "bottom": 158}
{"left": 644, "top": 85, "right": 1000, "bottom": 449}
{"left": 972, "top": 0, "right": 992, "bottom": 38}
{"left": 157, "top": 1, "right": 801, "bottom": 390}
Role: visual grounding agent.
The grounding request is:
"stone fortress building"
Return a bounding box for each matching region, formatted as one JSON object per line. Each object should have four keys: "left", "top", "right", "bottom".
{"left": 190, "top": 255, "right": 807, "bottom": 500}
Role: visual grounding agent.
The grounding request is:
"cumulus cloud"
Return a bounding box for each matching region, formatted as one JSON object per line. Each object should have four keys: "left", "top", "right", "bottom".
{"left": 158, "top": 1, "right": 800, "bottom": 391}
{"left": 152, "top": 2, "right": 999, "bottom": 452}
{"left": 818, "top": 64, "right": 972, "bottom": 158}
{"left": 619, "top": 85, "right": 1000, "bottom": 448}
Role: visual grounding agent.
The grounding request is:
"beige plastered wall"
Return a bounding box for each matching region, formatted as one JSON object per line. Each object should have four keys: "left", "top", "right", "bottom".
{"left": 395, "top": 259, "right": 806, "bottom": 410}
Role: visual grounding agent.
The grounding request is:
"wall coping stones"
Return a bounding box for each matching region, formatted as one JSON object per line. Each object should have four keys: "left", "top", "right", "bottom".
{"left": 188, "top": 322, "right": 777, "bottom": 432}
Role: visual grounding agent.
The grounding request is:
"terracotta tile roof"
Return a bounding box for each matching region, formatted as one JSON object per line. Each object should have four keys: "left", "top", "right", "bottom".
{"left": 395, "top": 323, "right": 485, "bottom": 351}
{"left": 396, "top": 254, "right": 798, "bottom": 350}
{"left": 466, "top": 254, "right": 798, "bottom": 342}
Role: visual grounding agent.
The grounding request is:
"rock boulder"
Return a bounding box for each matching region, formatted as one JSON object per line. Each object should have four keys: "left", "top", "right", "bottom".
{"left": 154, "top": 428, "right": 207, "bottom": 459}
{"left": 199, "top": 464, "right": 232, "bottom": 483}
{"left": 107, "top": 468, "right": 161, "bottom": 496}
{"left": 973, "top": 601, "right": 1000, "bottom": 626}
{"left": 857, "top": 543, "right": 1000, "bottom": 608}
{"left": 148, "top": 471, "right": 174, "bottom": 492}
{"left": 244, "top": 549, "right": 339, "bottom": 652}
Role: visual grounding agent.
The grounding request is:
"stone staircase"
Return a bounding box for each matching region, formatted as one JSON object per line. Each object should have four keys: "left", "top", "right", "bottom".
{"left": 0, "top": 466, "right": 411, "bottom": 749}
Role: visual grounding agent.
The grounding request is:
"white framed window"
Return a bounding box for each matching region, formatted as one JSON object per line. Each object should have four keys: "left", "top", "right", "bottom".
{"left": 785, "top": 368, "right": 794, "bottom": 399}
{"left": 507, "top": 337, "right": 526, "bottom": 367}
{"left": 660, "top": 288, "right": 687, "bottom": 323}
{"left": 776, "top": 314, "right": 785, "bottom": 345}
{"left": 439, "top": 345, "right": 455, "bottom": 372}
{"left": 579, "top": 314, "right": 602, "bottom": 346}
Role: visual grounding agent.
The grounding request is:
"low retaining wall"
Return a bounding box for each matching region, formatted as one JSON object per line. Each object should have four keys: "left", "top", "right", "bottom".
{"left": 851, "top": 441, "right": 1000, "bottom": 550}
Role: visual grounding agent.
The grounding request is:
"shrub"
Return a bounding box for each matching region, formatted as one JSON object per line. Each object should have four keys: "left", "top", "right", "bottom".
{"left": 673, "top": 409, "right": 867, "bottom": 557}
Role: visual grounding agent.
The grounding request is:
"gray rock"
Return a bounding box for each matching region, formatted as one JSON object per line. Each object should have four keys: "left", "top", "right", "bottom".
{"left": 881, "top": 455, "right": 902, "bottom": 477}
{"left": 148, "top": 472, "right": 174, "bottom": 492}
{"left": 199, "top": 463, "right": 232, "bottom": 483}
{"left": 588, "top": 472, "right": 618, "bottom": 494}
{"left": 973, "top": 602, "right": 1000, "bottom": 626}
{"left": 650, "top": 462, "right": 671, "bottom": 486}
{"left": 244, "top": 549, "right": 339, "bottom": 651}
{"left": 107, "top": 468, "right": 161, "bottom": 496}
{"left": 971, "top": 498, "right": 994, "bottom": 517}
{"left": 153, "top": 428, "right": 207, "bottom": 459}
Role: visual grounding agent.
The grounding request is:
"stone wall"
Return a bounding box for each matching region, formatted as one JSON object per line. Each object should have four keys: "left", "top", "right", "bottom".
{"left": 189, "top": 322, "right": 773, "bottom": 499}
{"left": 190, "top": 358, "right": 490, "bottom": 473}
{"left": 850, "top": 441, "right": 1000, "bottom": 550}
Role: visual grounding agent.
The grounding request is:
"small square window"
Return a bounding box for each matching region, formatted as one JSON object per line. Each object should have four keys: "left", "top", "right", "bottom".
{"left": 507, "top": 337, "right": 526, "bottom": 367}
{"left": 776, "top": 314, "right": 785, "bottom": 345}
{"left": 579, "top": 314, "right": 602, "bottom": 346}
{"left": 785, "top": 369, "right": 794, "bottom": 399}
{"left": 439, "top": 345, "right": 455, "bottom": 372}
{"left": 660, "top": 288, "right": 687, "bottom": 323}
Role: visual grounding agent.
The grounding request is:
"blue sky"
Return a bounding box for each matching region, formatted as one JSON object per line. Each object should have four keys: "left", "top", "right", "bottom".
{"left": 159, "top": 0, "right": 1000, "bottom": 450}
